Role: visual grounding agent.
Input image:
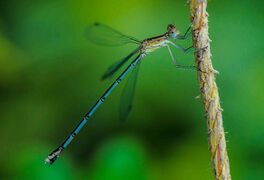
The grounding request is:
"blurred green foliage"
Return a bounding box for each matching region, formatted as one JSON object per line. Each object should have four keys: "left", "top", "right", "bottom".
{"left": 0, "top": 0, "right": 264, "bottom": 179}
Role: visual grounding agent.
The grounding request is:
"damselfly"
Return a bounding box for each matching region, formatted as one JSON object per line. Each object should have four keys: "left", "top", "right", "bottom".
{"left": 45, "top": 23, "right": 193, "bottom": 165}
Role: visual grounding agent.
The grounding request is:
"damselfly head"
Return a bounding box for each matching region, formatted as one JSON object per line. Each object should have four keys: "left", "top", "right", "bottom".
{"left": 167, "top": 24, "right": 180, "bottom": 38}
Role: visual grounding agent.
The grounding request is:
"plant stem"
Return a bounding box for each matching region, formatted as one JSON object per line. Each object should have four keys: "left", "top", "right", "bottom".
{"left": 189, "top": 0, "right": 231, "bottom": 179}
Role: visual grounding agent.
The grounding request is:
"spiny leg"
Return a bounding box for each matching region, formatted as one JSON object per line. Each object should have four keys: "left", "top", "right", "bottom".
{"left": 167, "top": 45, "right": 177, "bottom": 65}
{"left": 166, "top": 45, "right": 196, "bottom": 71}
{"left": 176, "top": 25, "right": 192, "bottom": 40}
{"left": 166, "top": 40, "right": 193, "bottom": 54}
{"left": 184, "top": 45, "right": 194, "bottom": 54}
{"left": 166, "top": 45, "right": 206, "bottom": 73}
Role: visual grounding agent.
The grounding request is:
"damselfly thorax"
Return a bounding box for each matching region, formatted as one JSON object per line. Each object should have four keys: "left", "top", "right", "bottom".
{"left": 141, "top": 34, "right": 168, "bottom": 54}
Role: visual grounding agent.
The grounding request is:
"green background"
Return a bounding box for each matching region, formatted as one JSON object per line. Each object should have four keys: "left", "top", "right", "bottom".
{"left": 0, "top": 0, "right": 263, "bottom": 179}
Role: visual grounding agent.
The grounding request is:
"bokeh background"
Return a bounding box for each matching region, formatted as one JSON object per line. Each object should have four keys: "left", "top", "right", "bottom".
{"left": 0, "top": 0, "right": 264, "bottom": 179}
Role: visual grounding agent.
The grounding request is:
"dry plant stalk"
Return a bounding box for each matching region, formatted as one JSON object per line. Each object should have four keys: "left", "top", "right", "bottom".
{"left": 189, "top": 0, "right": 231, "bottom": 179}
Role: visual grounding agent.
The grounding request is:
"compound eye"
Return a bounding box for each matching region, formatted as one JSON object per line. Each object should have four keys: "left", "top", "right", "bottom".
{"left": 167, "top": 24, "right": 175, "bottom": 31}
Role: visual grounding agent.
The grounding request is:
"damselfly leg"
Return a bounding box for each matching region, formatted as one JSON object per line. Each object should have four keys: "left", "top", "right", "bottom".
{"left": 176, "top": 25, "right": 192, "bottom": 40}
{"left": 166, "top": 45, "right": 196, "bottom": 70}
{"left": 166, "top": 40, "right": 193, "bottom": 54}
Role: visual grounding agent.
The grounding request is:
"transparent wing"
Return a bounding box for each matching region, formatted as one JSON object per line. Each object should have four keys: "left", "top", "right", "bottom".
{"left": 85, "top": 22, "right": 141, "bottom": 46}
{"left": 119, "top": 61, "right": 141, "bottom": 122}
{"left": 102, "top": 48, "right": 140, "bottom": 80}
